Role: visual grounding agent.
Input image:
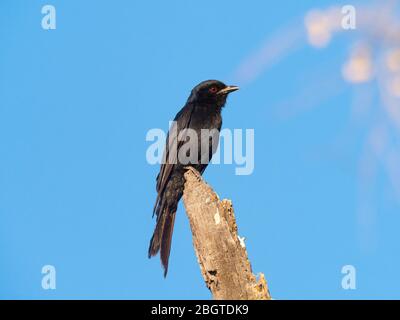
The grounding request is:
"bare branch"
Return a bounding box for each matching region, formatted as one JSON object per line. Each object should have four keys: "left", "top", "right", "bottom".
{"left": 182, "top": 167, "right": 271, "bottom": 300}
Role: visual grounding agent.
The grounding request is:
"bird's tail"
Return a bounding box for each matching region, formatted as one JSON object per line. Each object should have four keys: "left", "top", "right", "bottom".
{"left": 148, "top": 207, "right": 177, "bottom": 277}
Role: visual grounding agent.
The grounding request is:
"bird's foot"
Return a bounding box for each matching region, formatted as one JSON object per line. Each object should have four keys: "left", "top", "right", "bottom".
{"left": 184, "top": 166, "right": 202, "bottom": 182}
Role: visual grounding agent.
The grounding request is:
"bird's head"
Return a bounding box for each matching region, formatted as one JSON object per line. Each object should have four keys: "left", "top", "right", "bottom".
{"left": 188, "top": 80, "right": 239, "bottom": 108}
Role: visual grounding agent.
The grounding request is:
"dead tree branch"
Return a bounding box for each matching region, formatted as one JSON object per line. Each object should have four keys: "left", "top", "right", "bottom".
{"left": 182, "top": 167, "right": 271, "bottom": 300}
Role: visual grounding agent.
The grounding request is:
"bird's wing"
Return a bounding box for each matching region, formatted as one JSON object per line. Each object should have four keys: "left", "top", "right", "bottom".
{"left": 153, "top": 103, "right": 195, "bottom": 216}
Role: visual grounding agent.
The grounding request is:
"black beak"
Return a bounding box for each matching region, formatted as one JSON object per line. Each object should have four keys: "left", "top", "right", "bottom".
{"left": 217, "top": 85, "right": 239, "bottom": 95}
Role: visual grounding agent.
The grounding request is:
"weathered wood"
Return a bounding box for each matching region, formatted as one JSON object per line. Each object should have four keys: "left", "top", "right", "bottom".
{"left": 182, "top": 167, "right": 271, "bottom": 300}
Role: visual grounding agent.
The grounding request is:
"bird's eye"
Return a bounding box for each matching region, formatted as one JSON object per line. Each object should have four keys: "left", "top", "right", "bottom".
{"left": 209, "top": 86, "right": 218, "bottom": 93}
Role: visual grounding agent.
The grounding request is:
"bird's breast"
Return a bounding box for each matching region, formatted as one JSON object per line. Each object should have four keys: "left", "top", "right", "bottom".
{"left": 189, "top": 106, "right": 222, "bottom": 131}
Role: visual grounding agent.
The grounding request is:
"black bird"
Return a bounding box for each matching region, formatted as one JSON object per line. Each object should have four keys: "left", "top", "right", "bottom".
{"left": 148, "top": 80, "right": 239, "bottom": 276}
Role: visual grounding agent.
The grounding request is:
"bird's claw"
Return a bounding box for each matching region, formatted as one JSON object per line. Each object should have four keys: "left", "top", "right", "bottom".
{"left": 184, "top": 166, "right": 202, "bottom": 181}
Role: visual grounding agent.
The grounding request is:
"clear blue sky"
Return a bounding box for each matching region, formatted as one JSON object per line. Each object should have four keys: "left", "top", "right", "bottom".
{"left": 1, "top": 0, "right": 399, "bottom": 299}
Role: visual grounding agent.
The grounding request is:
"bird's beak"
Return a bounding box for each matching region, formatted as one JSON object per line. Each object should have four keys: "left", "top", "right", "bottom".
{"left": 217, "top": 85, "right": 239, "bottom": 95}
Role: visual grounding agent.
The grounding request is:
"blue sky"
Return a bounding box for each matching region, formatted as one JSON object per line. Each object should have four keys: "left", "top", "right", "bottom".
{"left": 1, "top": 0, "right": 399, "bottom": 299}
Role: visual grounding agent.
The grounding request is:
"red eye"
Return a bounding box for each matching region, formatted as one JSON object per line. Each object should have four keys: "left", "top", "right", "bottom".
{"left": 209, "top": 86, "right": 218, "bottom": 93}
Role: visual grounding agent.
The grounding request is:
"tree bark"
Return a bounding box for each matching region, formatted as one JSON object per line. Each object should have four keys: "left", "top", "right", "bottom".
{"left": 182, "top": 167, "right": 271, "bottom": 300}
